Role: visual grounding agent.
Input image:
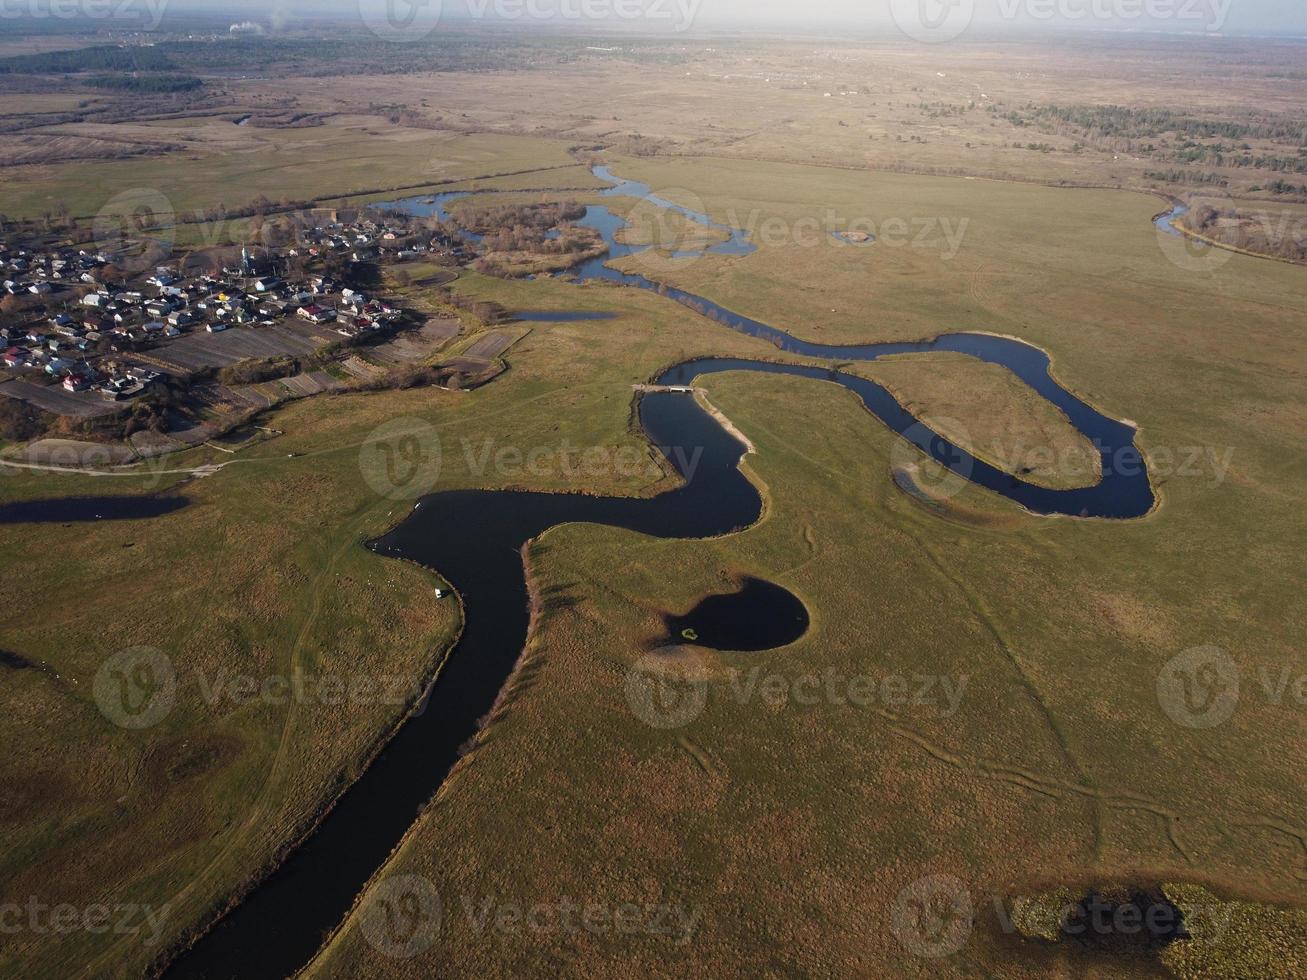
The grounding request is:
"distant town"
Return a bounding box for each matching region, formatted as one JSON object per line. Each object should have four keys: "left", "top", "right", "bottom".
{"left": 0, "top": 205, "right": 487, "bottom": 453}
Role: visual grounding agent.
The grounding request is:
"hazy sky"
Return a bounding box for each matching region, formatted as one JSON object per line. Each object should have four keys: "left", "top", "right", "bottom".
{"left": 190, "top": 0, "right": 1307, "bottom": 37}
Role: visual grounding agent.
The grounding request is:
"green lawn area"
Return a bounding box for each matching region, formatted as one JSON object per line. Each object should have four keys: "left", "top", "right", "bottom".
{"left": 0, "top": 150, "right": 1303, "bottom": 978}
{"left": 309, "top": 158, "right": 1306, "bottom": 978}
{"left": 0, "top": 124, "right": 583, "bottom": 221}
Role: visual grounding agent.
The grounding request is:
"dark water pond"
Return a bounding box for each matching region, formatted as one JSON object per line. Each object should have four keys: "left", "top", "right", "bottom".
{"left": 0, "top": 495, "right": 188, "bottom": 524}
{"left": 166, "top": 167, "right": 1156, "bottom": 978}
{"left": 0, "top": 649, "right": 36, "bottom": 670}
{"left": 166, "top": 376, "right": 762, "bottom": 980}
{"left": 664, "top": 577, "right": 809, "bottom": 651}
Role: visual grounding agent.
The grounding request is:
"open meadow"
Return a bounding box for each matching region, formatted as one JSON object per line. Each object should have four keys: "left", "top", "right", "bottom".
{"left": 296, "top": 154, "right": 1305, "bottom": 976}
{"left": 0, "top": 24, "right": 1303, "bottom": 980}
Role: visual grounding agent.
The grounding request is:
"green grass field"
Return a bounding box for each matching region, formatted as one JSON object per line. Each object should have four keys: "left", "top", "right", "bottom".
{"left": 0, "top": 123, "right": 584, "bottom": 221}
{"left": 308, "top": 156, "right": 1306, "bottom": 978}
{"left": 1, "top": 143, "right": 1303, "bottom": 978}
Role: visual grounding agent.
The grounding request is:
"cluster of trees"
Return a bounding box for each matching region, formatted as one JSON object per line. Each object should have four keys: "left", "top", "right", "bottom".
{"left": 351, "top": 363, "right": 466, "bottom": 393}
{"left": 0, "top": 43, "right": 193, "bottom": 96}
{"left": 464, "top": 202, "right": 586, "bottom": 234}
{"left": 120, "top": 395, "right": 174, "bottom": 438}
{"left": 1144, "top": 170, "right": 1229, "bottom": 186}
{"left": 462, "top": 202, "right": 591, "bottom": 256}
{"left": 1171, "top": 142, "right": 1307, "bottom": 174}
{"left": 192, "top": 195, "right": 315, "bottom": 224}
{"left": 0, "top": 203, "right": 79, "bottom": 243}
{"left": 0, "top": 398, "right": 51, "bottom": 443}
{"left": 914, "top": 100, "right": 969, "bottom": 118}
{"left": 1264, "top": 180, "right": 1307, "bottom": 196}
{"left": 0, "top": 45, "right": 179, "bottom": 75}
{"left": 1006, "top": 104, "right": 1307, "bottom": 145}
{"left": 1000, "top": 103, "right": 1307, "bottom": 174}
{"left": 435, "top": 287, "right": 509, "bottom": 326}
{"left": 1181, "top": 205, "right": 1307, "bottom": 263}
{"left": 85, "top": 75, "right": 203, "bottom": 94}
{"left": 24, "top": 37, "right": 586, "bottom": 82}
{"left": 608, "top": 135, "right": 672, "bottom": 158}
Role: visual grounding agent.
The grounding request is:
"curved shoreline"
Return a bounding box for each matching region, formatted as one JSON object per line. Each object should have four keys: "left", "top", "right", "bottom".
{"left": 161, "top": 167, "right": 1157, "bottom": 978}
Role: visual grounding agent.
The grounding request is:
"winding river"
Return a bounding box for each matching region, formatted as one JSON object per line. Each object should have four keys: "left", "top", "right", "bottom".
{"left": 163, "top": 169, "right": 1154, "bottom": 978}
{"left": 1155, "top": 202, "right": 1190, "bottom": 237}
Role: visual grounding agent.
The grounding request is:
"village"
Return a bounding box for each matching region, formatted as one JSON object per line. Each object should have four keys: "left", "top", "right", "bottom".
{"left": 0, "top": 206, "right": 477, "bottom": 445}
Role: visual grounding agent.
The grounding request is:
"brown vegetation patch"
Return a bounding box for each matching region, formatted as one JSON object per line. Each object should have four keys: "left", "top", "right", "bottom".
{"left": 0, "top": 133, "right": 175, "bottom": 166}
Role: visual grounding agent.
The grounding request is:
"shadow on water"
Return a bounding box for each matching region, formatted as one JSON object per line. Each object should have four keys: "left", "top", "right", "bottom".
{"left": 0, "top": 495, "right": 189, "bottom": 524}
{"left": 166, "top": 168, "right": 1157, "bottom": 978}
{"left": 0, "top": 649, "right": 36, "bottom": 670}
{"left": 1062, "top": 889, "right": 1189, "bottom": 953}
{"left": 165, "top": 386, "right": 762, "bottom": 980}
{"left": 663, "top": 577, "right": 809, "bottom": 652}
